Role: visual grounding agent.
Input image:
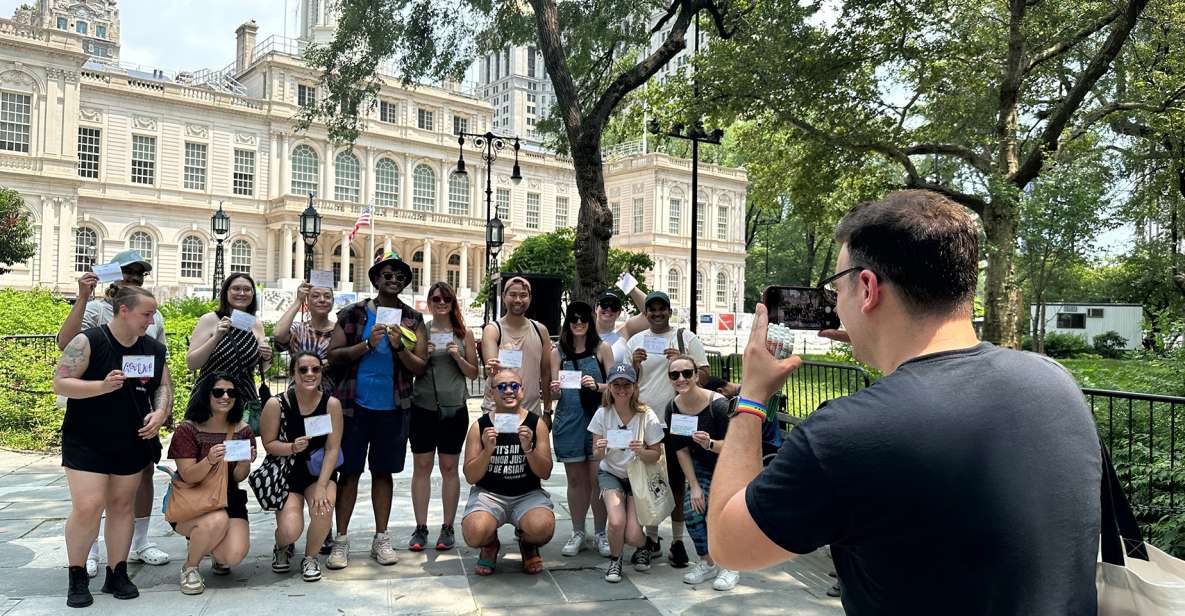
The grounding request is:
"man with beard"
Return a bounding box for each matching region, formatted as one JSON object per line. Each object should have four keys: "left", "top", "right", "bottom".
{"left": 325, "top": 251, "right": 429, "bottom": 569}
{"left": 480, "top": 277, "right": 552, "bottom": 420}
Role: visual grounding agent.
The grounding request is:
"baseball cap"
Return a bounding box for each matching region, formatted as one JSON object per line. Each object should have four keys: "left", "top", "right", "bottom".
{"left": 607, "top": 362, "right": 637, "bottom": 384}
{"left": 111, "top": 249, "right": 152, "bottom": 273}
{"left": 596, "top": 291, "right": 623, "bottom": 310}
{"left": 644, "top": 291, "right": 670, "bottom": 308}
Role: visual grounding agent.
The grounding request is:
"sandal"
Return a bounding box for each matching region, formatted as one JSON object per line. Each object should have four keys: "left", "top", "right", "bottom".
{"left": 520, "top": 541, "right": 544, "bottom": 575}
{"left": 475, "top": 539, "right": 499, "bottom": 576}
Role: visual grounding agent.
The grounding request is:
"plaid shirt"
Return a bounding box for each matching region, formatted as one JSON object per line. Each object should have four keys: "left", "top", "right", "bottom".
{"left": 331, "top": 299, "right": 423, "bottom": 416}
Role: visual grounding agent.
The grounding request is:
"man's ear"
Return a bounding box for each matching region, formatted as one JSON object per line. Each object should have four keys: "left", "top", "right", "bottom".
{"left": 860, "top": 270, "right": 883, "bottom": 315}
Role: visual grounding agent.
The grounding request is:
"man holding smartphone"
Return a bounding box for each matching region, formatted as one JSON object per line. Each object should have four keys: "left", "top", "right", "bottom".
{"left": 708, "top": 190, "right": 1100, "bottom": 614}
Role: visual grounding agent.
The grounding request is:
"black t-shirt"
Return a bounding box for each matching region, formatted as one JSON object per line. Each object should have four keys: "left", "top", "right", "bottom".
{"left": 746, "top": 343, "right": 1101, "bottom": 615}
{"left": 475, "top": 412, "right": 541, "bottom": 496}
{"left": 667, "top": 395, "right": 730, "bottom": 473}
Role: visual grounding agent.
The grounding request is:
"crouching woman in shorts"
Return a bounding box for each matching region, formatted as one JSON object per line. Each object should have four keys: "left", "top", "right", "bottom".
{"left": 461, "top": 369, "right": 555, "bottom": 576}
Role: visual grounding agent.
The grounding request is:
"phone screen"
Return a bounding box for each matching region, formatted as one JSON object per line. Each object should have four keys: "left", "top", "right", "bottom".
{"left": 762, "top": 286, "right": 841, "bottom": 331}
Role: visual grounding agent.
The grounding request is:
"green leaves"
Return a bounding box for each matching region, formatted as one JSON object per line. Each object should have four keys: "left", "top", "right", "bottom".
{"left": 0, "top": 188, "right": 36, "bottom": 276}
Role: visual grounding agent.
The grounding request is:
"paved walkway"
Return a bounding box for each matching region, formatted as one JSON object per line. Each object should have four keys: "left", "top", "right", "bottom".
{"left": 0, "top": 410, "right": 843, "bottom": 615}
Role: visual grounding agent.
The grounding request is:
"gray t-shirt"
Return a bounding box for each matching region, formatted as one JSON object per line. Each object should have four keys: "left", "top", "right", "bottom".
{"left": 83, "top": 299, "right": 166, "bottom": 345}
{"left": 746, "top": 343, "right": 1101, "bottom": 615}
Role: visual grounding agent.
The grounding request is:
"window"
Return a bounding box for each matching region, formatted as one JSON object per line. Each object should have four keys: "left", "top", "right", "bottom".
{"left": 297, "top": 84, "right": 316, "bottom": 108}
{"left": 128, "top": 232, "right": 153, "bottom": 265}
{"left": 180, "top": 236, "right": 204, "bottom": 279}
{"left": 696, "top": 271, "right": 704, "bottom": 304}
{"left": 375, "top": 158, "right": 400, "bottom": 207}
{"left": 696, "top": 200, "right": 705, "bottom": 238}
{"left": 230, "top": 240, "right": 251, "bottom": 275}
{"left": 453, "top": 115, "right": 468, "bottom": 135}
{"left": 0, "top": 92, "right": 31, "bottom": 153}
{"left": 526, "top": 193, "right": 540, "bottom": 229}
{"left": 1088, "top": 308, "right": 1105, "bottom": 318}
{"left": 412, "top": 164, "right": 436, "bottom": 212}
{"left": 334, "top": 151, "right": 360, "bottom": 202}
{"left": 131, "top": 135, "right": 156, "bottom": 184}
{"left": 447, "top": 254, "right": 461, "bottom": 289}
{"left": 291, "top": 145, "right": 319, "bottom": 196}
{"left": 448, "top": 172, "right": 469, "bottom": 216}
{"left": 379, "top": 100, "right": 397, "bottom": 123}
{"left": 74, "top": 227, "right": 98, "bottom": 272}
{"left": 716, "top": 272, "right": 728, "bottom": 305}
{"left": 667, "top": 268, "right": 680, "bottom": 302}
{"left": 717, "top": 205, "right": 729, "bottom": 240}
{"left": 1056, "top": 313, "right": 1086, "bottom": 329}
{"left": 332, "top": 245, "right": 356, "bottom": 286}
{"left": 411, "top": 250, "right": 423, "bottom": 291}
{"left": 669, "top": 198, "right": 681, "bottom": 234}
{"left": 233, "top": 149, "right": 255, "bottom": 196}
{"left": 77, "top": 127, "right": 101, "bottom": 178}
{"left": 183, "top": 142, "right": 207, "bottom": 190}
{"left": 611, "top": 201, "right": 620, "bottom": 234}
{"left": 96, "top": 25, "right": 106, "bottom": 39}
{"left": 633, "top": 198, "right": 644, "bottom": 233}
{"left": 417, "top": 109, "right": 434, "bottom": 131}
{"left": 555, "top": 196, "right": 569, "bottom": 229}
{"left": 76, "top": 20, "right": 87, "bottom": 35}
{"left": 496, "top": 188, "right": 510, "bottom": 220}
{"left": 57, "top": 17, "right": 67, "bottom": 29}
{"left": 528, "top": 46, "right": 537, "bottom": 77}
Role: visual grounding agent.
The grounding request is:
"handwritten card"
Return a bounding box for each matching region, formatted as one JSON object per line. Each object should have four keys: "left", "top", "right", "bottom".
{"left": 121, "top": 355, "right": 155, "bottom": 378}
{"left": 223, "top": 439, "right": 252, "bottom": 462}
{"left": 643, "top": 335, "right": 669, "bottom": 355}
{"left": 430, "top": 332, "right": 453, "bottom": 349}
{"left": 607, "top": 429, "right": 633, "bottom": 450}
{"left": 309, "top": 270, "right": 335, "bottom": 290}
{"left": 559, "top": 370, "right": 583, "bottom": 389}
{"left": 498, "top": 348, "right": 523, "bottom": 369}
{"left": 93, "top": 261, "right": 124, "bottom": 284}
{"left": 376, "top": 307, "right": 402, "bottom": 326}
{"left": 617, "top": 272, "right": 638, "bottom": 295}
{"left": 494, "top": 413, "right": 520, "bottom": 434}
{"left": 230, "top": 309, "right": 256, "bottom": 331}
{"left": 304, "top": 414, "right": 333, "bottom": 438}
{"left": 670, "top": 414, "right": 698, "bottom": 437}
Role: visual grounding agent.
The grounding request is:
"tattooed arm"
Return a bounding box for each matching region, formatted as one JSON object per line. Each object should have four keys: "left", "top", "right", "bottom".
{"left": 53, "top": 334, "right": 123, "bottom": 399}
{"left": 139, "top": 363, "right": 172, "bottom": 439}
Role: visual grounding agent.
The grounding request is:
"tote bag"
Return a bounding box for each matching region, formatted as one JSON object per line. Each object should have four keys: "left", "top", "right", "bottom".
{"left": 248, "top": 394, "right": 295, "bottom": 511}
{"left": 163, "top": 428, "right": 232, "bottom": 525}
{"left": 626, "top": 410, "right": 675, "bottom": 527}
{"left": 1097, "top": 442, "right": 1185, "bottom": 615}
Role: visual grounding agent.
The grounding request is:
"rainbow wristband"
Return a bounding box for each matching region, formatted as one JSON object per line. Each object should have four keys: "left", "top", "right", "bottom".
{"left": 736, "top": 398, "right": 767, "bottom": 421}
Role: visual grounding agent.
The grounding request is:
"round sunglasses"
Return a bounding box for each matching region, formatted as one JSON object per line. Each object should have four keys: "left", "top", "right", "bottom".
{"left": 495, "top": 382, "right": 522, "bottom": 393}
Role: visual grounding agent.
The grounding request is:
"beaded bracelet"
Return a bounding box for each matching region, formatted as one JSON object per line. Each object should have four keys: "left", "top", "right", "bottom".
{"left": 736, "top": 397, "right": 767, "bottom": 421}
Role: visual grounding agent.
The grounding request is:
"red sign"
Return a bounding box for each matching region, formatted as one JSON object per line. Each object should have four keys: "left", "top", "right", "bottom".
{"left": 717, "top": 314, "right": 735, "bottom": 331}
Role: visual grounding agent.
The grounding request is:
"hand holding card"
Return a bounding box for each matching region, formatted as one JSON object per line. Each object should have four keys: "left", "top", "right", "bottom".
{"left": 309, "top": 270, "right": 335, "bottom": 290}
{"left": 670, "top": 414, "right": 698, "bottom": 437}
{"left": 643, "top": 335, "right": 668, "bottom": 355}
{"left": 494, "top": 413, "right": 520, "bottom": 434}
{"left": 230, "top": 309, "right": 256, "bottom": 331}
{"left": 122, "top": 355, "right": 155, "bottom": 379}
{"left": 304, "top": 414, "right": 332, "bottom": 438}
{"left": 223, "top": 439, "right": 252, "bottom": 462}
{"left": 93, "top": 262, "right": 124, "bottom": 284}
{"left": 617, "top": 272, "right": 638, "bottom": 295}
{"left": 498, "top": 349, "right": 523, "bottom": 369}
{"left": 559, "top": 370, "right": 583, "bottom": 389}
{"left": 607, "top": 429, "right": 632, "bottom": 449}
{"left": 376, "top": 307, "right": 402, "bottom": 326}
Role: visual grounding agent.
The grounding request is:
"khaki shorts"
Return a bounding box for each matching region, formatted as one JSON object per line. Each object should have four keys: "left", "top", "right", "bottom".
{"left": 463, "top": 487, "right": 553, "bottom": 527}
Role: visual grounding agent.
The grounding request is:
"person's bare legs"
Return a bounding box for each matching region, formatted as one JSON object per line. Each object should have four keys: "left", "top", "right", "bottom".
{"left": 101, "top": 473, "right": 141, "bottom": 565}
{"left": 210, "top": 519, "right": 250, "bottom": 567}
{"left": 334, "top": 473, "right": 360, "bottom": 534}
{"left": 587, "top": 461, "right": 607, "bottom": 533}
{"left": 565, "top": 462, "right": 592, "bottom": 534}
{"left": 303, "top": 482, "right": 336, "bottom": 557}
{"left": 64, "top": 470, "right": 108, "bottom": 567}
{"left": 175, "top": 511, "right": 230, "bottom": 569}
{"left": 372, "top": 472, "right": 393, "bottom": 533}
{"left": 411, "top": 453, "right": 434, "bottom": 526}
{"left": 439, "top": 454, "right": 460, "bottom": 526}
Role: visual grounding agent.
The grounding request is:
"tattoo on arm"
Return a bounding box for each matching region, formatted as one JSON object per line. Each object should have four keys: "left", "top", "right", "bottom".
{"left": 55, "top": 335, "right": 89, "bottom": 379}
{"left": 154, "top": 380, "right": 173, "bottom": 414}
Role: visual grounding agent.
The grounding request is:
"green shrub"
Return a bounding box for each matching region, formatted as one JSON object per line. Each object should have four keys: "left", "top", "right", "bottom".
{"left": 1092, "top": 330, "right": 1129, "bottom": 359}
{"left": 1041, "top": 332, "right": 1091, "bottom": 358}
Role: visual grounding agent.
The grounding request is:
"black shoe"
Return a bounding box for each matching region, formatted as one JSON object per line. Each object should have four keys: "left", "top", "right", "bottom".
{"left": 67, "top": 566, "right": 93, "bottom": 608}
{"left": 647, "top": 536, "right": 664, "bottom": 561}
{"left": 668, "top": 539, "right": 690, "bottom": 568}
{"left": 320, "top": 531, "right": 334, "bottom": 556}
{"left": 630, "top": 545, "right": 652, "bottom": 572}
{"left": 100, "top": 561, "right": 139, "bottom": 600}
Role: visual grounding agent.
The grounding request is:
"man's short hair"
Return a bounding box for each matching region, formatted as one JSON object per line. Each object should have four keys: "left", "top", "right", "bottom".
{"left": 833, "top": 190, "right": 979, "bottom": 316}
{"left": 113, "top": 285, "right": 155, "bottom": 314}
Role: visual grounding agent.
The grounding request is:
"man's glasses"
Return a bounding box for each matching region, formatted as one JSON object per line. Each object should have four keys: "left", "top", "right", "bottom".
{"left": 495, "top": 382, "right": 522, "bottom": 393}
{"left": 667, "top": 369, "right": 696, "bottom": 381}
{"left": 598, "top": 303, "right": 621, "bottom": 312}
{"left": 297, "top": 365, "right": 322, "bottom": 375}
{"left": 211, "top": 387, "right": 237, "bottom": 398}
{"left": 380, "top": 271, "right": 409, "bottom": 283}
{"left": 818, "top": 266, "right": 868, "bottom": 296}
{"left": 429, "top": 295, "right": 452, "bottom": 305}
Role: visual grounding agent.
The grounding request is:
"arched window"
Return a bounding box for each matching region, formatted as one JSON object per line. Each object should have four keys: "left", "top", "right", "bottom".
{"left": 128, "top": 231, "right": 153, "bottom": 265}
{"left": 413, "top": 164, "right": 436, "bottom": 212}
{"left": 716, "top": 271, "right": 728, "bottom": 306}
{"left": 180, "top": 236, "right": 205, "bottom": 279}
{"left": 667, "top": 268, "right": 680, "bottom": 302}
{"left": 291, "top": 145, "right": 319, "bottom": 196}
{"left": 74, "top": 227, "right": 98, "bottom": 272}
{"left": 448, "top": 172, "right": 469, "bottom": 216}
{"left": 332, "top": 244, "right": 357, "bottom": 286}
{"left": 334, "top": 151, "right": 360, "bottom": 202}
{"left": 375, "top": 158, "right": 399, "bottom": 207}
{"left": 447, "top": 253, "right": 461, "bottom": 289}
{"left": 230, "top": 240, "right": 252, "bottom": 275}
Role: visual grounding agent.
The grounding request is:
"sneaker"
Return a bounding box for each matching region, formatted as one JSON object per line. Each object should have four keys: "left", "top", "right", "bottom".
{"left": 668, "top": 539, "right": 690, "bottom": 568}
{"left": 301, "top": 556, "right": 322, "bottom": 582}
{"left": 408, "top": 525, "right": 429, "bottom": 552}
{"left": 630, "top": 544, "right": 652, "bottom": 572}
{"left": 211, "top": 560, "right": 231, "bottom": 576}
{"left": 370, "top": 532, "right": 398, "bottom": 565}
{"left": 67, "top": 566, "right": 93, "bottom": 608}
{"left": 561, "top": 530, "right": 586, "bottom": 557}
{"left": 272, "top": 543, "right": 292, "bottom": 573}
{"left": 84, "top": 556, "right": 98, "bottom": 579}
{"left": 605, "top": 557, "right": 623, "bottom": 583}
{"left": 128, "top": 544, "right": 170, "bottom": 566}
{"left": 683, "top": 560, "right": 720, "bottom": 585}
{"left": 435, "top": 524, "right": 456, "bottom": 551}
{"left": 179, "top": 566, "right": 204, "bottom": 595}
{"left": 713, "top": 568, "right": 740, "bottom": 591}
{"left": 326, "top": 536, "right": 349, "bottom": 570}
{"left": 100, "top": 561, "right": 139, "bottom": 599}
{"left": 320, "top": 532, "right": 334, "bottom": 556}
{"left": 595, "top": 531, "right": 611, "bottom": 557}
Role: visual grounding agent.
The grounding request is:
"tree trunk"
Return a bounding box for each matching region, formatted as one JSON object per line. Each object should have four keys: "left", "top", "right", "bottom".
{"left": 803, "top": 227, "right": 818, "bottom": 286}
{"left": 570, "top": 135, "right": 613, "bottom": 304}
{"left": 982, "top": 196, "right": 1022, "bottom": 348}
{"left": 1036, "top": 297, "right": 1047, "bottom": 355}
{"left": 816, "top": 239, "right": 835, "bottom": 287}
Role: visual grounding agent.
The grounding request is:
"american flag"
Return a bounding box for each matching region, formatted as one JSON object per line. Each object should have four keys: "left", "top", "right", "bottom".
{"left": 348, "top": 206, "right": 371, "bottom": 241}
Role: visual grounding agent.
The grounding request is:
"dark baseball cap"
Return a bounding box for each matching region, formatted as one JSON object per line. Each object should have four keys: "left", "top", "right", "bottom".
{"left": 607, "top": 362, "right": 637, "bottom": 384}
{"left": 596, "top": 291, "right": 623, "bottom": 310}
{"left": 644, "top": 291, "right": 671, "bottom": 308}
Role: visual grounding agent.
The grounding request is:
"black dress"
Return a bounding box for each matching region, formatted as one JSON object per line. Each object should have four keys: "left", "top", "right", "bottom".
{"left": 281, "top": 390, "right": 338, "bottom": 494}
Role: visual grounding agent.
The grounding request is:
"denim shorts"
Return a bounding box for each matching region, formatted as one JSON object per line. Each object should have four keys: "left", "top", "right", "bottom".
{"left": 597, "top": 469, "right": 632, "bottom": 496}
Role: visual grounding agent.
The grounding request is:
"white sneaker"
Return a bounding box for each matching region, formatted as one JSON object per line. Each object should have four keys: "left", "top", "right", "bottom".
{"left": 129, "top": 544, "right": 170, "bottom": 566}
{"left": 561, "top": 531, "right": 586, "bottom": 557}
{"left": 370, "top": 532, "right": 398, "bottom": 565}
{"left": 326, "top": 536, "right": 349, "bottom": 570}
{"left": 713, "top": 568, "right": 740, "bottom": 591}
{"left": 595, "top": 531, "right": 611, "bottom": 557}
{"left": 682, "top": 560, "right": 720, "bottom": 585}
{"left": 85, "top": 556, "right": 98, "bottom": 578}
{"left": 179, "top": 566, "right": 205, "bottom": 595}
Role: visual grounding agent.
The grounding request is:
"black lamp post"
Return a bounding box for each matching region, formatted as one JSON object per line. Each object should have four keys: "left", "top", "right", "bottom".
{"left": 454, "top": 130, "right": 522, "bottom": 322}
{"left": 299, "top": 192, "right": 322, "bottom": 280}
{"left": 484, "top": 215, "right": 506, "bottom": 322}
{"left": 210, "top": 201, "right": 230, "bottom": 300}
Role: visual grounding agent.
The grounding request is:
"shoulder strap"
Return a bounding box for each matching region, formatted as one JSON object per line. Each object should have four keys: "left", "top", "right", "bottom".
{"left": 533, "top": 319, "right": 546, "bottom": 347}
{"left": 676, "top": 328, "right": 686, "bottom": 353}
{"left": 494, "top": 320, "right": 502, "bottom": 346}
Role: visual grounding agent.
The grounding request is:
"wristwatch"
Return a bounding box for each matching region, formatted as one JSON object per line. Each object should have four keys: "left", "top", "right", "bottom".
{"left": 725, "top": 396, "right": 741, "bottom": 418}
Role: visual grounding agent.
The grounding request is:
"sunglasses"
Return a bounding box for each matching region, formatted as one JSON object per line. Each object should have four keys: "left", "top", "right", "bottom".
{"left": 380, "top": 271, "right": 409, "bottom": 282}
{"left": 598, "top": 303, "right": 621, "bottom": 311}
{"left": 211, "top": 387, "right": 237, "bottom": 399}
{"left": 297, "top": 365, "right": 322, "bottom": 375}
{"left": 495, "top": 382, "right": 522, "bottom": 393}
{"left": 429, "top": 295, "right": 452, "bottom": 304}
{"left": 667, "top": 369, "right": 696, "bottom": 381}
{"left": 568, "top": 315, "right": 589, "bottom": 324}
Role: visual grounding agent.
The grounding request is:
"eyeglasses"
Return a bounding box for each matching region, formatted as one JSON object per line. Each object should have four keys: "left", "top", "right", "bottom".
{"left": 429, "top": 295, "right": 452, "bottom": 305}
{"left": 495, "top": 382, "right": 522, "bottom": 393}
{"left": 569, "top": 315, "right": 589, "bottom": 324}
{"left": 380, "top": 271, "right": 409, "bottom": 283}
{"left": 818, "top": 266, "right": 868, "bottom": 296}
{"left": 211, "top": 387, "right": 237, "bottom": 399}
{"left": 667, "top": 369, "right": 695, "bottom": 381}
{"left": 598, "top": 303, "right": 621, "bottom": 312}
{"left": 123, "top": 269, "right": 147, "bottom": 279}
{"left": 297, "top": 365, "right": 322, "bottom": 375}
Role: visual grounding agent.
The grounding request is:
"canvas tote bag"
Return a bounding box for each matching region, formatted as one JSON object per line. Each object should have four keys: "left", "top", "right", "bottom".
{"left": 627, "top": 409, "right": 676, "bottom": 527}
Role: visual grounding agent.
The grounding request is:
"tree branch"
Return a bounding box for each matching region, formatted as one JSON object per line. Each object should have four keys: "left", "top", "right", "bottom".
{"left": 903, "top": 143, "right": 994, "bottom": 175}
{"left": 1024, "top": 6, "right": 1123, "bottom": 74}
{"left": 1067, "top": 89, "right": 1185, "bottom": 143}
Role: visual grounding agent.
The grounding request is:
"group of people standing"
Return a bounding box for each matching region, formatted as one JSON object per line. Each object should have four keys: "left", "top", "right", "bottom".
{"left": 52, "top": 248, "right": 754, "bottom": 609}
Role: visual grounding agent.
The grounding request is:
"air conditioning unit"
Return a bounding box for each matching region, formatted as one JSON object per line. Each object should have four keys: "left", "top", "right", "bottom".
{"left": 1088, "top": 308, "right": 1104, "bottom": 318}
{"left": 1062, "top": 305, "right": 1080, "bottom": 313}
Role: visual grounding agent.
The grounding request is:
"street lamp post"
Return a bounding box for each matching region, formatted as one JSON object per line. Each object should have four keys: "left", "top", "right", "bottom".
{"left": 210, "top": 201, "right": 230, "bottom": 300}
{"left": 299, "top": 193, "right": 322, "bottom": 280}
{"left": 453, "top": 131, "right": 522, "bottom": 322}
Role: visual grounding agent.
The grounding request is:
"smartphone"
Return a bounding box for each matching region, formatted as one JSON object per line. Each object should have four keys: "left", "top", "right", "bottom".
{"left": 762, "top": 285, "right": 841, "bottom": 331}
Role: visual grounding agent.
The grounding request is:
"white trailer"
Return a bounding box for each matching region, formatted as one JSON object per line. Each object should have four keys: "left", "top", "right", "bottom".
{"left": 1028, "top": 303, "right": 1144, "bottom": 350}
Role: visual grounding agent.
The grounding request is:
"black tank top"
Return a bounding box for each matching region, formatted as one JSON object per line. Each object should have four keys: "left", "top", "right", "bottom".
{"left": 475, "top": 411, "right": 541, "bottom": 496}
{"left": 280, "top": 390, "right": 331, "bottom": 464}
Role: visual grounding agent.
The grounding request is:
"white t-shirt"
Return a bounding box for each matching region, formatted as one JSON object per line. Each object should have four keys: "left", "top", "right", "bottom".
{"left": 599, "top": 330, "right": 630, "bottom": 365}
{"left": 626, "top": 328, "right": 708, "bottom": 416}
{"left": 587, "top": 405, "right": 665, "bottom": 478}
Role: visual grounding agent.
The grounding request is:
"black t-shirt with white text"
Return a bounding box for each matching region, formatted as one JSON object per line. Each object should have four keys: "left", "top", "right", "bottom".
{"left": 746, "top": 343, "right": 1101, "bottom": 615}
{"left": 476, "top": 411, "right": 541, "bottom": 496}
